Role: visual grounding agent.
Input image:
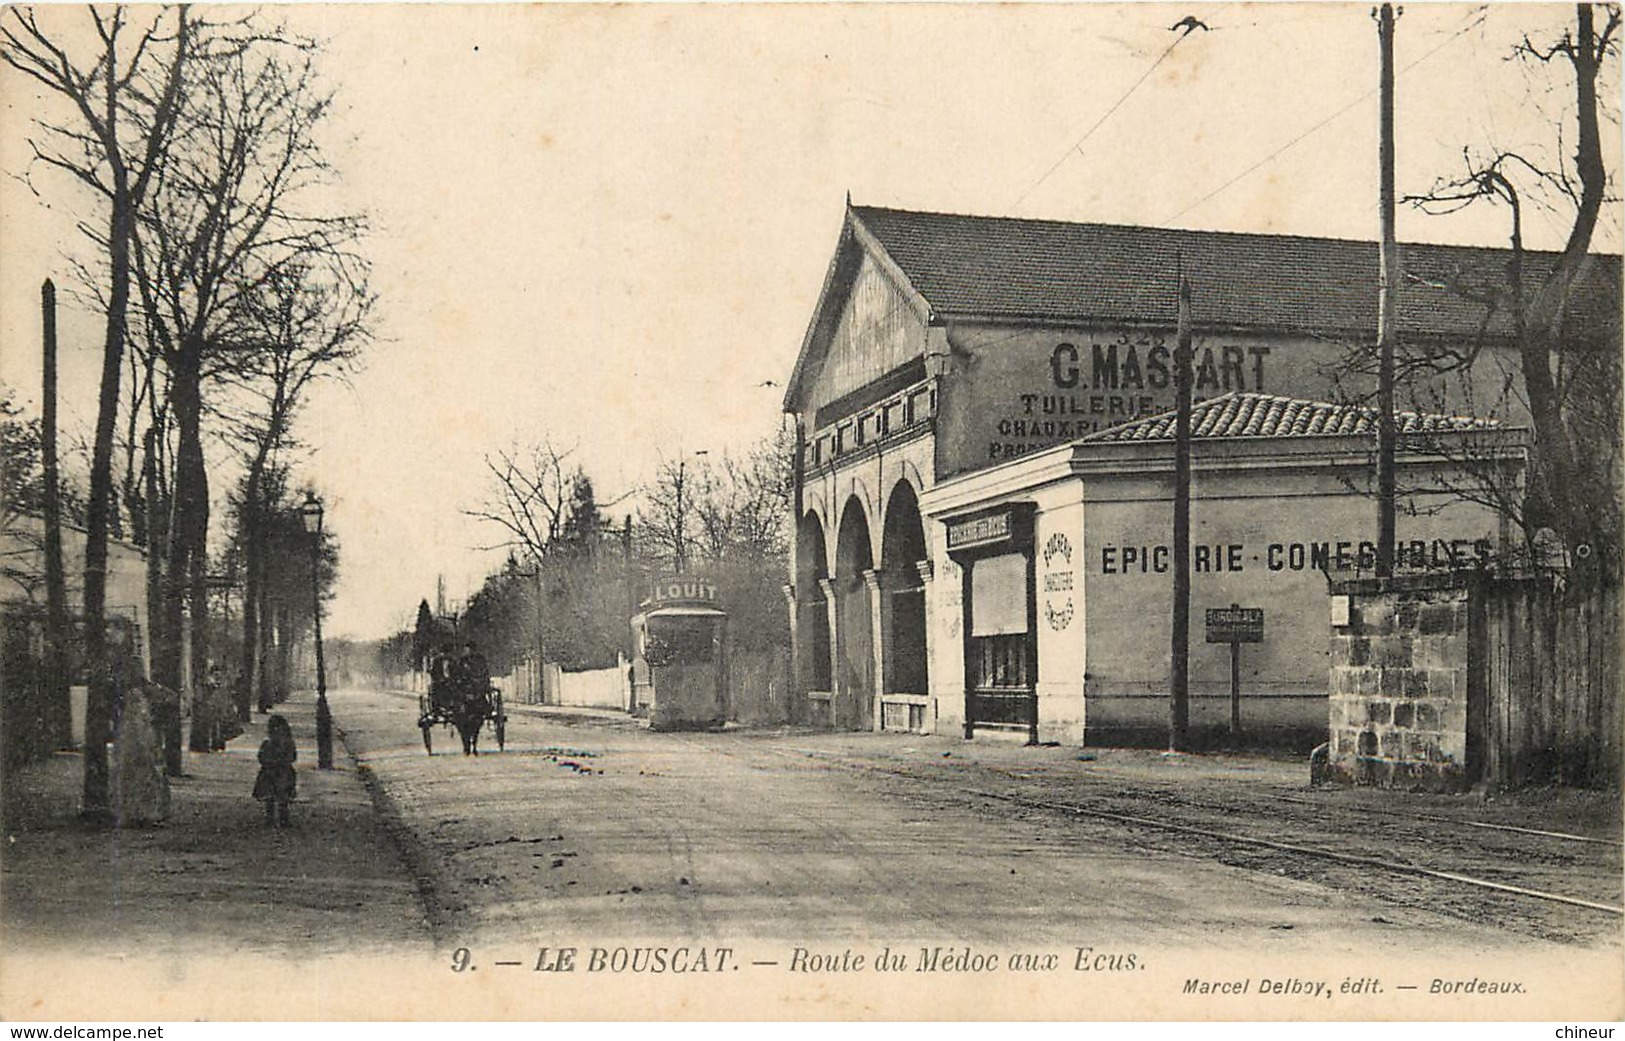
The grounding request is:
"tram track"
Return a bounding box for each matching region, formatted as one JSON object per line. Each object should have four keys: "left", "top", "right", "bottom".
{"left": 759, "top": 743, "right": 1624, "bottom": 935}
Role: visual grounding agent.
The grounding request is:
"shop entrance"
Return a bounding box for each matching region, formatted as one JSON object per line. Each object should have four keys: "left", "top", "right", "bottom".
{"left": 947, "top": 504, "right": 1038, "bottom": 744}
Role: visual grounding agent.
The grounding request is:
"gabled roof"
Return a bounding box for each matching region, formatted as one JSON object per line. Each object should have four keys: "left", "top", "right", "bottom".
{"left": 1078, "top": 392, "right": 1500, "bottom": 444}
{"left": 851, "top": 204, "right": 1621, "bottom": 341}
{"left": 785, "top": 202, "right": 1622, "bottom": 413}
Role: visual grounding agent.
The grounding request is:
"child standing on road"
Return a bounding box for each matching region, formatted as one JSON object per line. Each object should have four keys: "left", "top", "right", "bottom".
{"left": 253, "top": 715, "right": 298, "bottom": 827}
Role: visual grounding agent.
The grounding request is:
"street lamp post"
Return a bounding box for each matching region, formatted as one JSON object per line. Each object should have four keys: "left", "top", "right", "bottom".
{"left": 300, "top": 492, "right": 333, "bottom": 769}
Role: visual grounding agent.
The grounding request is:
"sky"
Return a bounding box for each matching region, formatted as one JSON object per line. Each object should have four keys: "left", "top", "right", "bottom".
{"left": 2, "top": 2, "right": 1619, "bottom": 639}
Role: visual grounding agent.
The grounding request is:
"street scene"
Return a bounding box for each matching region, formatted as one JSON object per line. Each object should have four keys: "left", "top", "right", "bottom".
{"left": 2, "top": 1, "right": 1622, "bottom": 1023}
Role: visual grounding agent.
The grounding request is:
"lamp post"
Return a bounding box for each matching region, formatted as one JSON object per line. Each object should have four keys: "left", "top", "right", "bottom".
{"left": 300, "top": 491, "right": 333, "bottom": 769}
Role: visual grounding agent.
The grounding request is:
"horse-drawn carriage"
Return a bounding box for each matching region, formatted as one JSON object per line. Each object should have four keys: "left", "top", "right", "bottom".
{"left": 418, "top": 681, "right": 506, "bottom": 755}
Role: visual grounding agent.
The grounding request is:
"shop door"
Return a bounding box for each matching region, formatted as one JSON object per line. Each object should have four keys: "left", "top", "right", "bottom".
{"left": 967, "top": 552, "right": 1037, "bottom": 738}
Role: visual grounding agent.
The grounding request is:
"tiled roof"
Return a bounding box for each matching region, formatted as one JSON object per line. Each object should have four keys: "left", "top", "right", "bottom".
{"left": 850, "top": 205, "right": 1621, "bottom": 344}
{"left": 1080, "top": 393, "right": 1500, "bottom": 443}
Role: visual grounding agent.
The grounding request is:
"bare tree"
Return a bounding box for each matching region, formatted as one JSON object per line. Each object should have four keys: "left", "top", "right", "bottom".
{"left": 3, "top": 6, "right": 192, "bottom": 819}
{"left": 1401, "top": 4, "right": 1622, "bottom": 578}
{"left": 465, "top": 439, "right": 580, "bottom": 564}
{"left": 639, "top": 452, "right": 702, "bottom": 572}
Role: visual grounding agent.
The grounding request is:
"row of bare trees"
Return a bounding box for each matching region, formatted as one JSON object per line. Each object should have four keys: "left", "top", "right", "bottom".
{"left": 375, "top": 428, "right": 794, "bottom": 682}
{"left": 3, "top": 6, "right": 372, "bottom": 819}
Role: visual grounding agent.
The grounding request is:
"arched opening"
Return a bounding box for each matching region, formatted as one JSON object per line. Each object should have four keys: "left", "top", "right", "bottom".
{"left": 834, "top": 496, "right": 875, "bottom": 730}
{"left": 881, "top": 481, "right": 929, "bottom": 710}
{"left": 796, "top": 511, "right": 832, "bottom": 694}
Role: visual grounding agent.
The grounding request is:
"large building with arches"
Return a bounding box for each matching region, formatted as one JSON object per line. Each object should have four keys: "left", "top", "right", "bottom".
{"left": 781, "top": 203, "right": 1619, "bottom": 746}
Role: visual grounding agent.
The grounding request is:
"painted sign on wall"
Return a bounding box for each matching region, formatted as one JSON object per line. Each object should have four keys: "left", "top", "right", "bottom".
{"left": 988, "top": 334, "right": 1274, "bottom": 463}
{"left": 1041, "top": 532, "right": 1074, "bottom": 631}
{"left": 1095, "top": 537, "right": 1495, "bottom": 576}
{"left": 941, "top": 327, "right": 1294, "bottom": 473}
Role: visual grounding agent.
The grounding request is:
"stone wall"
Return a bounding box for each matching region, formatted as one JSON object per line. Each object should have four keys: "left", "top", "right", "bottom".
{"left": 1326, "top": 576, "right": 1471, "bottom": 789}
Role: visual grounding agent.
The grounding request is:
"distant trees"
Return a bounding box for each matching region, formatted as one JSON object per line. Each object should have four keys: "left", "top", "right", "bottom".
{"left": 454, "top": 427, "right": 793, "bottom": 685}
{"left": 412, "top": 598, "right": 440, "bottom": 670}
{"left": 463, "top": 441, "right": 635, "bottom": 671}
{"left": 638, "top": 429, "right": 793, "bottom": 654}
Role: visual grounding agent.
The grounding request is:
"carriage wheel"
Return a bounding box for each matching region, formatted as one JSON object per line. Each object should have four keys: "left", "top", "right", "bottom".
{"left": 492, "top": 692, "right": 506, "bottom": 751}
{"left": 421, "top": 721, "right": 434, "bottom": 754}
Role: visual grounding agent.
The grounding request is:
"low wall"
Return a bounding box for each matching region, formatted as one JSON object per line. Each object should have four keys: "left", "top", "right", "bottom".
{"left": 552, "top": 659, "right": 630, "bottom": 711}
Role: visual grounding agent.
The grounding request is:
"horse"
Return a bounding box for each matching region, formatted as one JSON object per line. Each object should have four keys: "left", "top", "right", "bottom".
{"left": 453, "top": 686, "right": 491, "bottom": 756}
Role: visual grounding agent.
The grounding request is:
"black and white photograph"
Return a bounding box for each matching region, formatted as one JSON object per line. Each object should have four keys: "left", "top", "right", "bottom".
{"left": 0, "top": 1, "right": 1620, "bottom": 1022}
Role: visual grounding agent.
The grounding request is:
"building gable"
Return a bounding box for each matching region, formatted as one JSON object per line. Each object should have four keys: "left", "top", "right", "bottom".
{"left": 784, "top": 207, "right": 933, "bottom": 420}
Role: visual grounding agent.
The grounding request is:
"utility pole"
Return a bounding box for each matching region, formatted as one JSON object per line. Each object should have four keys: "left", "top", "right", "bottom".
{"left": 673, "top": 450, "right": 707, "bottom": 574}
{"left": 674, "top": 457, "right": 687, "bottom": 574}
{"left": 41, "top": 280, "right": 71, "bottom": 750}
{"left": 1170, "top": 265, "right": 1193, "bottom": 753}
{"left": 1375, "top": 2, "right": 1399, "bottom": 577}
{"left": 531, "top": 563, "right": 546, "bottom": 704}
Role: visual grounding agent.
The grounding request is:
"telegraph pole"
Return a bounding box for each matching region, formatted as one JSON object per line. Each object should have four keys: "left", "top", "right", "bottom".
{"left": 1375, "top": 2, "right": 1399, "bottom": 577}
{"left": 1170, "top": 266, "right": 1193, "bottom": 752}
{"left": 41, "top": 280, "right": 71, "bottom": 750}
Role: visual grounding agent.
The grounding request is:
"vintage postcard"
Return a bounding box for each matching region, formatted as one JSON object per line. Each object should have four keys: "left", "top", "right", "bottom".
{"left": 1, "top": 2, "right": 1620, "bottom": 1022}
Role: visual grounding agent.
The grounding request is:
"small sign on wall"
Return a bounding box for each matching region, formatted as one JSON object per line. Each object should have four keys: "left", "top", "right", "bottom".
{"left": 1330, "top": 595, "right": 1351, "bottom": 628}
{"left": 1205, "top": 604, "right": 1264, "bottom": 644}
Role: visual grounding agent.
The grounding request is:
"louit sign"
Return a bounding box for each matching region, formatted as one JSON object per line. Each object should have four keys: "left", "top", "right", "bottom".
{"left": 646, "top": 577, "right": 718, "bottom": 607}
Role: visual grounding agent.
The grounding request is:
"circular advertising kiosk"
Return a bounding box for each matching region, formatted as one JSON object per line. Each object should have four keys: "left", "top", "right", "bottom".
{"left": 630, "top": 577, "right": 728, "bottom": 731}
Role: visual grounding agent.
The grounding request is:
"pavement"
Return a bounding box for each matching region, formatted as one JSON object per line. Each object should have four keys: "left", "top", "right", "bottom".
{"left": 1, "top": 688, "right": 431, "bottom": 959}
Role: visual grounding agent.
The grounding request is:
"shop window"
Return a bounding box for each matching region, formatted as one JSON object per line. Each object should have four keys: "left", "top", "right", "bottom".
{"left": 975, "top": 635, "right": 1030, "bottom": 690}
{"left": 969, "top": 552, "right": 1031, "bottom": 691}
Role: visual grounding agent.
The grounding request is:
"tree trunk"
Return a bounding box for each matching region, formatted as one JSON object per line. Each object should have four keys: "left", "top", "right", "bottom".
{"left": 168, "top": 343, "right": 213, "bottom": 754}
{"left": 81, "top": 185, "right": 134, "bottom": 820}
{"left": 256, "top": 596, "right": 275, "bottom": 712}
{"left": 237, "top": 524, "right": 261, "bottom": 721}
{"left": 275, "top": 605, "right": 293, "bottom": 704}
{"left": 136, "top": 421, "right": 177, "bottom": 775}
{"left": 235, "top": 445, "right": 275, "bottom": 722}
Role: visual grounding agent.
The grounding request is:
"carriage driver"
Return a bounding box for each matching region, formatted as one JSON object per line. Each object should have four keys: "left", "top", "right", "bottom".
{"left": 429, "top": 644, "right": 458, "bottom": 711}
{"left": 455, "top": 641, "right": 491, "bottom": 711}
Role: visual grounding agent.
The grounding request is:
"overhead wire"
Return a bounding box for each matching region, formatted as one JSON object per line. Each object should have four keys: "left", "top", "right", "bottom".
{"left": 1163, "top": 5, "right": 1490, "bottom": 226}
{"left": 1008, "top": 8, "right": 1232, "bottom": 215}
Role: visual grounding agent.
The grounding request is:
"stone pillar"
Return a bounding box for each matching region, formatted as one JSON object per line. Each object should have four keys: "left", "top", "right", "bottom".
{"left": 863, "top": 569, "right": 889, "bottom": 732}
{"left": 915, "top": 560, "right": 935, "bottom": 729}
{"left": 816, "top": 577, "right": 840, "bottom": 727}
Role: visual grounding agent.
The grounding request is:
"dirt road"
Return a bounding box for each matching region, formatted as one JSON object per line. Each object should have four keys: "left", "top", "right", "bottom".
{"left": 339, "top": 688, "right": 1621, "bottom": 959}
